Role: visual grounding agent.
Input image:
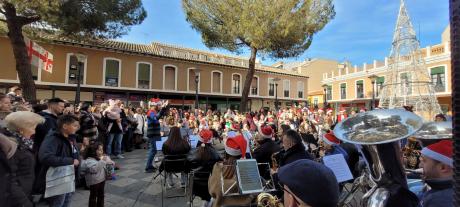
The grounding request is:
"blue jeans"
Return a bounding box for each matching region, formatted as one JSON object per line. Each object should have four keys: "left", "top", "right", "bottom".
{"left": 145, "top": 138, "right": 158, "bottom": 170}
{"left": 107, "top": 133, "right": 123, "bottom": 156}
{"left": 48, "top": 192, "right": 73, "bottom": 207}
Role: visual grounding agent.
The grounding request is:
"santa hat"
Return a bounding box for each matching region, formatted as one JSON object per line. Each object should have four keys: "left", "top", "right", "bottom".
{"left": 339, "top": 107, "right": 346, "bottom": 113}
{"left": 326, "top": 108, "right": 333, "bottom": 114}
{"left": 228, "top": 122, "right": 241, "bottom": 131}
{"left": 199, "top": 129, "right": 213, "bottom": 145}
{"left": 148, "top": 98, "right": 161, "bottom": 107}
{"left": 225, "top": 134, "right": 247, "bottom": 158}
{"left": 421, "top": 140, "right": 453, "bottom": 167}
{"left": 318, "top": 108, "right": 324, "bottom": 113}
{"left": 360, "top": 107, "right": 366, "bottom": 113}
{"left": 322, "top": 132, "right": 340, "bottom": 145}
{"left": 258, "top": 125, "right": 273, "bottom": 139}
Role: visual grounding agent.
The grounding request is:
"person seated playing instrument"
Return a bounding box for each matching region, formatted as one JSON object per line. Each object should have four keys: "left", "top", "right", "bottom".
{"left": 252, "top": 125, "right": 281, "bottom": 179}
{"left": 161, "top": 126, "right": 191, "bottom": 188}
{"left": 278, "top": 159, "right": 339, "bottom": 207}
{"left": 419, "top": 140, "right": 453, "bottom": 207}
{"left": 208, "top": 132, "right": 253, "bottom": 207}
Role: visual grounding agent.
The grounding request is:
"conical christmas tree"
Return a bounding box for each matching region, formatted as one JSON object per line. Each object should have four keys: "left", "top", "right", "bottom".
{"left": 378, "top": 0, "right": 442, "bottom": 120}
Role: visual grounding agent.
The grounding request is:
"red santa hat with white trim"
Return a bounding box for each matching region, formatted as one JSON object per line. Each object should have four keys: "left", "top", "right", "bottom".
{"left": 199, "top": 129, "right": 213, "bottom": 145}
{"left": 421, "top": 140, "right": 453, "bottom": 168}
{"left": 225, "top": 133, "right": 247, "bottom": 158}
{"left": 258, "top": 124, "right": 273, "bottom": 139}
{"left": 322, "top": 131, "right": 341, "bottom": 145}
{"left": 326, "top": 108, "right": 333, "bottom": 114}
{"left": 148, "top": 98, "right": 162, "bottom": 107}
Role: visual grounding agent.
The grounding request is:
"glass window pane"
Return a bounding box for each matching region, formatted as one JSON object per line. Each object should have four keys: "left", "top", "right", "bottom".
{"left": 189, "top": 70, "right": 196, "bottom": 91}
{"left": 165, "top": 67, "right": 176, "bottom": 90}
{"left": 213, "top": 72, "right": 221, "bottom": 93}
{"left": 105, "top": 59, "right": 119, "bottom": 87}
{"left": 138, "top": 64, "right": 150, "bottom": 81}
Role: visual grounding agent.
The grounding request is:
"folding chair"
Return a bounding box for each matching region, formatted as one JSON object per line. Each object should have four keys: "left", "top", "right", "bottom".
{"left": 160, "top": 154, "right": 190, "bottom": 206}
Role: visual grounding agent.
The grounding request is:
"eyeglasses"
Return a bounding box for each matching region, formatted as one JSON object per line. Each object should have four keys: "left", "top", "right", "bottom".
{"left": 279, "top": 183, "right": 302, "bottom": 206}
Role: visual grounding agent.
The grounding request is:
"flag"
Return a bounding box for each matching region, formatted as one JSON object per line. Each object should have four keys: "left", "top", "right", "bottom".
{"left": 24, "top": 36, "right": 53, "bottom": 73}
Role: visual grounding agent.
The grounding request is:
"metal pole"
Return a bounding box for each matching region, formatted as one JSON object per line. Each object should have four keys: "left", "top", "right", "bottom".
{"left": 195, "top": 75, "right": 199, "bottom": 110}
{"left": 275, "top": 83, "right": 278, "bottom": 112}
{"left": 75, "top": 61, "right": 81, "bottom": 104}
{"left": 324, "top": 88, "right": 327, "bottom": 108}
{"left": 371, "top": 80, "right": 375, "bottom": 110}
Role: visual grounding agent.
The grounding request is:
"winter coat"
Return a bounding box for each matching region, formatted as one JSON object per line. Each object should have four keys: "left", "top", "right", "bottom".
{"left": 279, "top": 143, "right": 312, "bottom": 167}
{"left": 2, "top": 129, "right": 36, "bottom": 207}
{"left": 34, "top": 131, "right": 75, "bottom": 194}
{"left": 33, "top": 111, "right": 58, "bottom": 153}
{"left": 188, "top": 147, "right": 222, "bottom": 201}
{"left": 0, "top": 132, "right": 17, "bottom": 207}
{"left": 78, "top": 110, "right": 98, "bottom": 141}
{"left": 253, "top": 138, "right": 281, "bottom": 166}
{"left": 146, "top": 108, "right": 167, "bottom": 140}
{"left": 80, "top": 158, "right": 106, "bottom": 187}
{"left": 208, "top": 162, "right": 254, "bottom": 207}
{"left": 420, "top": 178, "right": 452, "bottom": 207}
{"left": 133, "top": 113, "right": 145, "bottom": 135}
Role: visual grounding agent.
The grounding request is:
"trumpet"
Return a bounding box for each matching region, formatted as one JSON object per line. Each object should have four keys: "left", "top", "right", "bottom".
{"left": 257, "top": 192, "right": 283, "bottom": 207}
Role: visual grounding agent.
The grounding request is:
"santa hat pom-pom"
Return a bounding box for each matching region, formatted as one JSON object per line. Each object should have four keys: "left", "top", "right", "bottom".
{"left": 201, "top": 143, "right": 206, "bottom": 147}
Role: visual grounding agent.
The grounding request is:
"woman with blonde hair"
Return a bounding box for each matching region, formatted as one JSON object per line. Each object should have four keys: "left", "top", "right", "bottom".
{"left": 1, "top": 111, "right": 45, "bottom": 206}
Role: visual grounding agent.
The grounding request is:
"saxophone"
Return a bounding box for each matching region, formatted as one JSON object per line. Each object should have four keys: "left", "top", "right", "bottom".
{"left": 257, "top": 192, "right": 284, "bottom": 207}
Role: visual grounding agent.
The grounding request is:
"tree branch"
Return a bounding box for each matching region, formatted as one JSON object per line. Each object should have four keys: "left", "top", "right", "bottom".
{"left": 17, "top": 15, "right": 40, "bottom": 26}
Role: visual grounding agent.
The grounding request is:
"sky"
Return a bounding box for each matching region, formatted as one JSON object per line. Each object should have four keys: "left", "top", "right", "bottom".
{"left": 118, "top": 0, "right": 449, "bottom": 66}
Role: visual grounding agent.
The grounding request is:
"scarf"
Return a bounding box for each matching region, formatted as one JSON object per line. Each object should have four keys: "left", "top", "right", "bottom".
{"left": 4, "top": 128, "right": 33, "bottom": 150}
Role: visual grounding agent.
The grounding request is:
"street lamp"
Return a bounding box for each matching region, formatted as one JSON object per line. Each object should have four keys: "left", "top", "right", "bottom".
{"left": 74, "top": 52, "right": 86, "bottom": 105}
{"left": 273, "top": 77, "right": 281, "bottom": 112}
{"left": 322, "top": 84, "right": 328, "bottom": 108}
{"left": 368, "top": 74, "right": 378, "bottom": 110}
{"left": 194, "top": 68, "right": 201, "bottom": 110}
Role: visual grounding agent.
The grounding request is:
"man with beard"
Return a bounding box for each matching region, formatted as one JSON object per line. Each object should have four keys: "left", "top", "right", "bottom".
{"left": 419, "top": 140, "right": 453, "bottom": 207}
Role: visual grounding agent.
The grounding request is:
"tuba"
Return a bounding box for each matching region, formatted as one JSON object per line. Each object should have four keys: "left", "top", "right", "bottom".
{"left": 412, "top": 121, "right": 452, "bottom": 146}
{"left": 333, "top": 109, "right": 424, "bottom": 207}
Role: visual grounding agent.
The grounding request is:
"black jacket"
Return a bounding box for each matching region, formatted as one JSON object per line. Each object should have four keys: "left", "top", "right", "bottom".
{"left": 33, "top": 111, "right": 58, "bottom": 153}
{"left": 0, "top": 135, "right": 13, "bottom": 207}
{"left": 420, "top": 179, "right": 452, "bottom": 207}
{"left": 146, "top": 108, "right": 167, "bottom": 139}
{"left": 78, "top": 111, "right": 98, "bottom": 141}
{"left": 34, "top": 131, "right": 75, "bottom": 194}
{"left": 279, "top": 143, "right": 312, "bottom": 167}
{"left": 253, "top": 138, "right": 281, "bottom": 165}
{"left": 6, "top": 133, "right": 35, "bottom": 207}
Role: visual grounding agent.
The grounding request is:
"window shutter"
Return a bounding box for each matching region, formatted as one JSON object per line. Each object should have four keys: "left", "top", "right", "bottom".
{"left": 431, "top": 66, "right": 445, "bottom": 75}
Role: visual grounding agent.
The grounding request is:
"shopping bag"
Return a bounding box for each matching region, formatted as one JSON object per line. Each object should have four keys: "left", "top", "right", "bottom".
{"left": 44, "top": 165, "right": 75, "bottom": 198}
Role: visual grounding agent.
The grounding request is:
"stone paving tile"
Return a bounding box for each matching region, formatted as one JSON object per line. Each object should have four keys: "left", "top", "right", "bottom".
{"left": 117, "top": 169, "right": 142, "bottom": 177}
{"left": 109, "top": 177, "right": 139, "bottom": 187}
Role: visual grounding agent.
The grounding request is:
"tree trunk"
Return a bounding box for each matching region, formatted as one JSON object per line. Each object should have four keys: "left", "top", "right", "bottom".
{"left": 240, "top": 47, "right": 257, "bottom": 112}
{"left": 450, "top": 0, "right": 460, "bottom": 205}
{"left": 3, "top": 3, "right": 37, "bottom": 102}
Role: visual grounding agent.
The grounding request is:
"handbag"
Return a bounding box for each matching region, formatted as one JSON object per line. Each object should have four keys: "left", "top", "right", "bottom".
{"left": 44, "top": 165, "right": 75, "bottom": 198}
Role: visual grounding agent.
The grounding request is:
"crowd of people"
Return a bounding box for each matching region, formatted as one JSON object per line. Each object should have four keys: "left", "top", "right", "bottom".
{"left": 0, "top": 85, "right": 453, "bottom": 207}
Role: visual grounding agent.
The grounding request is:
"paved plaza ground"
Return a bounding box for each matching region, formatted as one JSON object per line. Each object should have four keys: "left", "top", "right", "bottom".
{"left": 39, "top": 149, "right": 202, "bottom": 207}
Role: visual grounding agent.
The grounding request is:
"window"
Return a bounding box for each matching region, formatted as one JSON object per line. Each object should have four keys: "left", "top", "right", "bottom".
{"left": 297, "top": 81, "right": 304, "bottom": 98}
{"left": 268, "top": 78, "right": 275, "bottom": 97}
{"left": 212, "top": 71, "right": 222, "bottom": 93}
{"left": 314, "top": 97, "right": 318, "bottom": 106}
{"left": 104, "top": 58, "right": 120, "bottom": 87}
{"left": 188, "top": 69, "right": 200, "bottom": 92}
{"left": 326, "top": 85, "right": 332, "bottom": 100}
{"left": 376, "top": 76, "right": 384, "bottom": 97}
{"left": 137, "top": 62, "right": 151, "bottom": 89}
{"left": 251, "top": 76, "right": 258, "bottom": 96}
{"left": 232, "top": 74, "right": 241, "bottom": 94}
{"left": 164, "top": 65, "right": 177, "bottom": 90}
{"left": 283, "top": 80, "right": 290, "bottom": 97}
{"left": 400, "top": 72, "right": 412, "bottom": 95}
{"left": 356, "top": 80, "right": 364, "bottom": 98}
{"left": 67, "top": 54, "right": 86, "bottom": 84}
{"left": 431, "top": 66, "right": 446, "bottom": 92}
{"left": 340, "top": 83, "right": 347, "bottom": 99}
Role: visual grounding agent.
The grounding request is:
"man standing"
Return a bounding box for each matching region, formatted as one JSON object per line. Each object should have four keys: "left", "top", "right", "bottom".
{"left": 37, "top": 115, "right": 80, "bottom": 207}
{"left": 419, "top": 140, "right": 453, "bottom": 207}
{"left": 33, "top": 98, "right": 65, "bottom": 153}
{"left": 145, "top": 99, "right": 168, "bottom": 173}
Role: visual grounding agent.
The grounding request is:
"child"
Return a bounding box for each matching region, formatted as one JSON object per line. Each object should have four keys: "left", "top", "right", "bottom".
{"left": 97, "top": 143, "right": 116, "bottom": 180}
{"left": 81, "top": 144, "right": 107, "bottom": 207}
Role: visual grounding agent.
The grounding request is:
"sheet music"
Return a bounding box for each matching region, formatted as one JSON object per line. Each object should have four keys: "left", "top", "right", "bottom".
{"left": 156, "top": 136, "right": 169, "bottom": 150}
{"left": 236, "top": 159, "right": 263, "bottom": 194}
{"left": 189, "top": 135, "right": 199, "bottom": 148}
{"left": 323, "top": 154, "right": 353, "bottom": 183}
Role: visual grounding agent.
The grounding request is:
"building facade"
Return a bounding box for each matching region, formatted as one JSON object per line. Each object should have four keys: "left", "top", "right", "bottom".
{"left": 321, "top": 26, "right": 451, "bottom": 114}
{"left": 0, "top": 36, "right": 309, "bottom": 111}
